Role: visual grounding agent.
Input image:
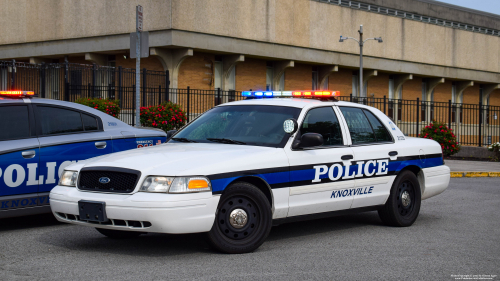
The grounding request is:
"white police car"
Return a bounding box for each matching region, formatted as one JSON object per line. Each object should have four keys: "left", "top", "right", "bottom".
{"left": 0, "top": 91, "right": 166, "bottom": 218}
{"left": 50, "top": 90, "right": 450, "bottom": 254}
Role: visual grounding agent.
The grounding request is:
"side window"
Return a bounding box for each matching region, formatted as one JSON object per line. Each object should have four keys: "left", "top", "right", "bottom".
{"left": 301, "top": 107, "right": 343, "bottom": 146}
{"left": 363, "top": 110, "right": 392, "bottom": 142}
{"left": 0, "top": 105, "right": 30, "bottom": 141}
{"left": 339, "top": 107, "right": 376, "bottom": 144}
{"left": 38, "top": 106, "right": 83, "bottom": 135}
{"left": 82, "top": 113, "right": 98, "bottom": 131}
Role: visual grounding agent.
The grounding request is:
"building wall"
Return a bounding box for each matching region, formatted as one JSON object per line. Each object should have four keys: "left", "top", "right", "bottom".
{"left": 177, "top": 53, "right": 215, "bottom": 90}
{"left": 235, "top": 58, "right": 266, "bottom": 92}
{"left": 462, "top": 85, "right": 480, "bottom": 105}
{"left": 328, "top": 69, "right": 353, "bottom": 97}
{"left": 284, "top": 64, "right": 312, "bottom": 91}
{"left": 401, "top": 77, "right": 423, "bottom": 100}
{"left": 2, "top": 0, "right": 499, "bottom": 74}
{"left": 433, "top": 81, "right": 452, "bottom": 103}
{"left": 490, "top": 89, "right": 500, "bottom": 107}
{"left": 367, "top": 73, "right": 390, "bottom": 99}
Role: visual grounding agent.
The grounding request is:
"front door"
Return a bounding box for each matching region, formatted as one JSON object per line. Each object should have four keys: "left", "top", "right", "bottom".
{"left": 285, "top": 106, "right": 355, "bottom": 217}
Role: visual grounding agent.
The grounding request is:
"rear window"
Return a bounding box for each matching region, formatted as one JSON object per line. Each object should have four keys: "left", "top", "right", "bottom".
{"left": 38, "top": 106, "right": 83, "bottom": 135}
{"left": 0, "top": 105, "right": 30, "bottom": 141}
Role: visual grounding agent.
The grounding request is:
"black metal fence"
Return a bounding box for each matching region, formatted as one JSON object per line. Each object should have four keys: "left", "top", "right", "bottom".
{"left": 2, "top": 60, "right": 498, "bottom": 147}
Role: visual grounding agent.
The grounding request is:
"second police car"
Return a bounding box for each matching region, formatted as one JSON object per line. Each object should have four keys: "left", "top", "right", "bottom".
{"left": 50, "top": 90, "right": 450, "bottom": 254}
{"left": 0, "top": 91, "right": 166, "bottom": 218}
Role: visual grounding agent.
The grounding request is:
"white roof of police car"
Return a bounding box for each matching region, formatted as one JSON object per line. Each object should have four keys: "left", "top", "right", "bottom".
{"left": 217, "top": 98, "right": 372, "bottom": 110}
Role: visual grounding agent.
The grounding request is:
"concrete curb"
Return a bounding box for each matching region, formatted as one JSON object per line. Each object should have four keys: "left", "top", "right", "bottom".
{"left": 450, "top": 172, "right": 500, "bottom": 178}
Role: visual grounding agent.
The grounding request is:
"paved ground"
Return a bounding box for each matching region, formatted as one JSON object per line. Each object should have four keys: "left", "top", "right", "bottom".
{"left": 0, "top": 178, "right": 499, "bottom": 281}
{"left": 445, "top": 159, "right": 500, "bottom": 171}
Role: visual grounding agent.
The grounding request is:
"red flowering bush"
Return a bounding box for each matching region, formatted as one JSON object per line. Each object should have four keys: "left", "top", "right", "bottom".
{"left": 419, "top": 121, "right": 460, "bottom": 156}
{"left": 140, "top": 101, "right": 187, "bottom": 132}
{"left": 75, "top": 98, "right": 120, "bottom": 118}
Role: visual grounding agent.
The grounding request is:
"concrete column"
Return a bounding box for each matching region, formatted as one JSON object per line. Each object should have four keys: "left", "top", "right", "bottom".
{"left": 85, "top": 53, "right": 107, "bottom": 66}
{"left": 29, "top": 57, "right": 51, "bottom": 64}
{"left": 222, "top": 54, "right": 244, "bottom": 91}
{"left": 482, "top": 84, "right": 500, "bottom": 105}
{"left": 273, "top": 60, "right": 294, "bottom": 91}
{"left": 149, "top": 47, "right": 193, "bottom": 89}
{"left": 394, "top": 74, "right": 413, "bottom": 99}
{"left": 362, "top": 70, "right": 377, "bottom": 97}
{"left": 318, "top": 65, "right": 338, "bottom": 90}
{"left": 456, "top": 81, "right": 474, "bottom": 103}
{"left": 425, "top": 78, "right": 445, "bottom": 102}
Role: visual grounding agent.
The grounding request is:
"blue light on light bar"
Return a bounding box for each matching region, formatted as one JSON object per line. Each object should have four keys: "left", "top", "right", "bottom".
{"left": 242, "top": 91, "right": 252, "bottom": 96}
{"left": 254, "top": 92, "right": 263, "bottom": 96}
{"left": 264, "top": 92, "right": 273, "bottom": 96}
{"left": 241, "top": 90, "right": 339, "bottom": 99}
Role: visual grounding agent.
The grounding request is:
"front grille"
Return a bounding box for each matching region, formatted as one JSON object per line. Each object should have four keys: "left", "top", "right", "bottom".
{"left": 78, "top": 167, "right": 141, "bottom": 193}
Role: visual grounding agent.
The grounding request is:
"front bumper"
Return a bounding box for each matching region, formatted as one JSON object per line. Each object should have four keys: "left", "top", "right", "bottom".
{"left": 50, "top": 186, "right": 220, "bottom": 234}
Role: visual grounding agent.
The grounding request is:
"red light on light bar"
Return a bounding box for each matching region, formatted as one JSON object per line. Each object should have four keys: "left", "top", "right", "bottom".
{"left": 0, "top": 91, "right": 35, "bottom": 96}
{"left": 314, "top": 91, "right": 332, "bottom": 96}
{"left": 293, "top": 91, "right": 302, "bottom": 96}
{"left": 303, "top": 91, "right": 312, "bottom": 96}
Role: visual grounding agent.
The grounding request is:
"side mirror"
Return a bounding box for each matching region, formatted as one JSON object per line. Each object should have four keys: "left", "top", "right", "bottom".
{"left": 299, "top": 133, "right": 324, "bottom": 148}
{"left": 166, "top": 130, "right": 177, "bottom": 140}
{"left": 283, "top": 118, "right": 298, "bottom": 134}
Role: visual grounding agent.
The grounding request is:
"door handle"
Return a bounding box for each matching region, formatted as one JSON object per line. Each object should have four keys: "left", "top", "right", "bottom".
{"left": 389, "top": 151, "right": 398, "bottom": 156}
{"left": 341, "top": 155, "right": 353, "bottom": 160}
{"left": 95, "top": 141, "right": 107, "bottom": 149}
{"left": 22, "top": 150, "right": 36, "bottom": 159}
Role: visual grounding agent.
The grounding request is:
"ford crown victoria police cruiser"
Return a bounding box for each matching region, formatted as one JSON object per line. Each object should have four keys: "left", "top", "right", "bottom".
{"left": 0, "top": 91, "right": 166, "bottom": 218}
{"left": 50, "top": 91, "right": 450, "bottom": 254}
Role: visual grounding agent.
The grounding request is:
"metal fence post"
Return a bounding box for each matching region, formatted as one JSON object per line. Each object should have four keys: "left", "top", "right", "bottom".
{"left": 416, "top": 98, "right": 420, "bottom": 137}
{"left": 383, "top": 95, "right": 386, "bottom": 114}
{"left": 187, "top": 86, "right": 190, "bottom": 122}
{"left": 158, "top": 85, "right": 162, "bottom": 105}
{"left": 40, "top": 62, "right": 46, "bottom": 98}
{"left": 165, "top": 70, "right": 170, "bottom": 102}
{"left": 92, "top": 63, "right": 97, "bottom": 98}
{"left": 132, "top": 84, "right": 135, "bottom": 127}
{"left": 64, "top": 61, "right": 69, "bottom": 101}
{"left": 350, "top": 93, "right": 353, "bottom": 102}
{"left": 142, "top": 68, "right": 147, "bottom": 106}
{"left": 217, "top": 88, "right": 221, "bottom": 106}
{"left": 10, "top": 59, "right": 15, "bottom": 90}
{"left": 448, "top": 100, "right": 452, "bottom": 129}
{"left": 478, "top": 99, "right": 482, "bottom": 147}
{"left": 118, "top": 66, "right": 122, "bottom": 107}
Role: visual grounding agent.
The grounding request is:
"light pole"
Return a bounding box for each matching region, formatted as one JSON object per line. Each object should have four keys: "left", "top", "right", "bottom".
{"left": 340, "top": 25, "right": 383, "bottom": 98}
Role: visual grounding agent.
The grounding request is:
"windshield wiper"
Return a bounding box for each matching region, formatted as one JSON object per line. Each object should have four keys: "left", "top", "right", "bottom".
{"left": 171, "top": 137, "right": 198, "bottom": 143}
{"left": 206, "top": 138, "right": 246, "bottom": 145}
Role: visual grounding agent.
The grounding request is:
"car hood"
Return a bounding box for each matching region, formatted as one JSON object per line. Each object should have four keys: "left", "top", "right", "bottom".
{"left": 76, "top": 142, "right": 289, "bottom": 176}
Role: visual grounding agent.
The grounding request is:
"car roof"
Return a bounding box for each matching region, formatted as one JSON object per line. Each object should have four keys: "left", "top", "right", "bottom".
{"left": 217, "top": 97, "right": 373, "bottom": 110}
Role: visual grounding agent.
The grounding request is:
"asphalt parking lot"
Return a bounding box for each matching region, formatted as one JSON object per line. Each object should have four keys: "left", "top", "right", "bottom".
{"left": 0, "top": 178, "right": 498, "bottom": 281}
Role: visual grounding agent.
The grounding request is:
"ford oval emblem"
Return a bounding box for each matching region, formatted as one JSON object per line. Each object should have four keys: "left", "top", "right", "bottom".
{"left": 99, "top": 177, "right": 110, "bottom": 184}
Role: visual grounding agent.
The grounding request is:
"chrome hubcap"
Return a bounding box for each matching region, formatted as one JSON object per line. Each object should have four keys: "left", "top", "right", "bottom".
{"left": 401, "top": 191, "right": 411, "bottom": 207}
{"left": 229, "top": 208, "right": 248, "bottom": 228}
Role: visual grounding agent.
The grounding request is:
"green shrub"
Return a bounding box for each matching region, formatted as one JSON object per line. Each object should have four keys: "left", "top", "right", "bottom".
{"left": 140, "top": 101, "right": 187, "bottom": 132}
{"left": 419, "top": 121, "right": 460, "bottom": 156}
{"left": 75, "top": 98, "right": 120, "bottom": 117}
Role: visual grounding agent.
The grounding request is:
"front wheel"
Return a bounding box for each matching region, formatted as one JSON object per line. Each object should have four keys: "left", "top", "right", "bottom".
{"left": 378, "top": 170, "right": 421, "bottom": 227}
{"left": 207, "top": 182, "right": 272, "bottom": 254}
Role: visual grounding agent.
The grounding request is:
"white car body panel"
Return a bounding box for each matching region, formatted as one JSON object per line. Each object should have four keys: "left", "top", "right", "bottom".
{"left": 50, "top": 98, "right": 450, "bottom": 234}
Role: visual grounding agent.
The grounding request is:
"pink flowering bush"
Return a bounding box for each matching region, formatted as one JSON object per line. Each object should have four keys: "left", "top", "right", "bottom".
{"left": 75, "top": 98, "right": 120, "bottom": 117}
{"left": 419, "top": 121, "right": 460, "bottom": 156}
{"left": 140, "top": 101, "right": 187, "bottom": 132}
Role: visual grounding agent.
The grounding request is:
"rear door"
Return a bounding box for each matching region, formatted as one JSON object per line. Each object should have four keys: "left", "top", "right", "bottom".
{"left": 0, "top": 103, "right": 41, "bottom": 211}
{"left": 337, "top": 106, "right": 396, "bottom": 209}
{"left": 34, "top": 104, "right": 113, "bottom": 201}
{"left": 285, "top": 106, "right": 355, "bottom": 217}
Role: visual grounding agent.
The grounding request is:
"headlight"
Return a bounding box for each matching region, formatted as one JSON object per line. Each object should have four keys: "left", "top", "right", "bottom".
{"left": 59, "top": 171, "right": 78, "bottom": 187}
{"left": 139, "top": 176, "right": 211, "bottom": 193}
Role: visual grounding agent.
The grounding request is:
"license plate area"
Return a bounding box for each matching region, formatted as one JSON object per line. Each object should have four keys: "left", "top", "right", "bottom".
{"left": 78, "top": 200, "right": 107, "bottom": 222}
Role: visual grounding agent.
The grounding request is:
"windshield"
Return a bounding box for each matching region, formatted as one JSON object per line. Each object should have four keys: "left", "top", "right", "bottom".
{"left": 172, "top": 105, "right": 301, "bottom": 147}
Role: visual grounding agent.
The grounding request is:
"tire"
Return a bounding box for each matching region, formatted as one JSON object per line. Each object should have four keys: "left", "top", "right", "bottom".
{"left": 378, "top": 170, "right": 421, "bottom": 227}
{"left": 207, "top": 182, "right": 272, "bottom": 254}
{"left": 95, "top": 228, "right": 143, "bottom": 239}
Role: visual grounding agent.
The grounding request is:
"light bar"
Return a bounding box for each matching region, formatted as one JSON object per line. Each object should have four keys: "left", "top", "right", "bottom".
{"left": 0, "top": 91, "right": 35, "bottom": 97}
{"left": 242, "top": 90, "right": 339, "bottom": 98}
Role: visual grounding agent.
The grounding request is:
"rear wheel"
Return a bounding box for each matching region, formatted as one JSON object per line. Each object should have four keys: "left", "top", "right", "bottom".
{"left": 378, "top": 170, "right": 421, "bottom": 227}
{"left": 95, "top": 228, "right": 143, "bottom": 239}
{"left": 207, "top": 182, "right": 272, "bottom": 254}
